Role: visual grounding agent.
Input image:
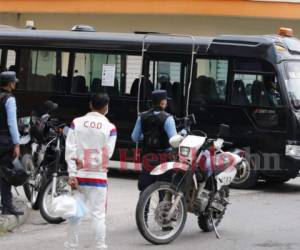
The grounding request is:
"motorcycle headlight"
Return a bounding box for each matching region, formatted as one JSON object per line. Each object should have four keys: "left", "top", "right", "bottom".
{"left": 285, "top": 144, "right": 300, "bottom": 157}
{"left": 180, "top": 146, "right": 190, "bottom": 157}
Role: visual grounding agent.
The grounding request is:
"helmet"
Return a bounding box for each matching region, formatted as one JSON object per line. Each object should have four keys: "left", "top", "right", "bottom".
{"left": 30, "top": 114, "right": 51, "bottom": 142}
{"left": 29, "top": 100, "right": 58, "bottom": 142}
{"left": 0, "top": 158, "right": 29, "bottom": 186}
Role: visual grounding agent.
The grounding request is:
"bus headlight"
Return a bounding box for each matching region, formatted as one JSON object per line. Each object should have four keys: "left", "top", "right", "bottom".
{"left": 285, "top": 144, "right": 300, "bottom": 157}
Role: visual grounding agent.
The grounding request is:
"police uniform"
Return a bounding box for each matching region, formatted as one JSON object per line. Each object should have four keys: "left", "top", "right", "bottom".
{"left": 65, "top": 111, "right": 117, "bottom": 249}
{"left": 0, "top": 71, "right": 22, "bottom": 215}
{"left": 131, "top": 90, "right": 177, "bottom": 191}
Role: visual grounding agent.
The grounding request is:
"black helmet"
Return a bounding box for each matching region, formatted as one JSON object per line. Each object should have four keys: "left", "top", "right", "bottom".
{"left": 30, "top": 100, "right": 58, "bottom": 142}
{"left": 30, "top": 114, "right": 51, "bottom": 142}
{"left": 0, "top": 158, "right": 29, "bottom": 186}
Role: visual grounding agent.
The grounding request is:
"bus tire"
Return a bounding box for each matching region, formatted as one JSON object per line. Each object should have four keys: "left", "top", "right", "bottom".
{"left": 230, "top": 159, "right": 258, "bottom": 189}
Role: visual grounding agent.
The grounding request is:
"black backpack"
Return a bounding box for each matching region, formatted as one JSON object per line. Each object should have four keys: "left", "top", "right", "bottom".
{"left": 141, "top": 110, "right": 170, "bottom": 151}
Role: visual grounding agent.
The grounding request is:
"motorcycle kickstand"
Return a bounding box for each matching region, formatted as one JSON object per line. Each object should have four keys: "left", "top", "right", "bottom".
{"left": 14, "top": 187, "right": 20, "bottom": 196}
{"left": 210, "top": 214, "right": 221, "bottom": 239}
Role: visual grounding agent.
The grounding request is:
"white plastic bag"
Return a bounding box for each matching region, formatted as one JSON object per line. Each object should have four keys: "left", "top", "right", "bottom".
{"left": 51, "top": 192, "right": 88, "bottom": 220}
{"left": 51, "top": 194, "right": 77, "bottom": 219}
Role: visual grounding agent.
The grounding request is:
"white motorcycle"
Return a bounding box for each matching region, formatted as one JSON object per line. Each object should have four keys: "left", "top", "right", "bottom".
{"left": 135, "top": 114, "right": 245, "bottom": 244}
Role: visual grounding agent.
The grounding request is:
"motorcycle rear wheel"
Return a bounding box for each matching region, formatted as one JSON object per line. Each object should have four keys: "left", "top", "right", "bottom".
{"left": 136, "top": 181, "right": 187, "bottom": 245}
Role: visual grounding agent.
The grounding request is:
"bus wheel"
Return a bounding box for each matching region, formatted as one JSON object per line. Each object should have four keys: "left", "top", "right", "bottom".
{"left": 230, "top": 159, "right": 258, "bottom": 189}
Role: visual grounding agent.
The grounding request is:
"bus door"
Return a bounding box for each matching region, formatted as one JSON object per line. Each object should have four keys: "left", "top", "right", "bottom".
{"left": 227, "top": 59, "right": 287, "bottom": 157}
{"left": 188, "top": 57, "right": 287, "bottom": 158}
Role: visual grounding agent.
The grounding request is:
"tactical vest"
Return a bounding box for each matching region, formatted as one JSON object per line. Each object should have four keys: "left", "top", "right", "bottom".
{"left": 0, "top": 89, "right": 13, "bottom": 136}
{"left": 140, "top": 109, "right": 170, "bottom": 153}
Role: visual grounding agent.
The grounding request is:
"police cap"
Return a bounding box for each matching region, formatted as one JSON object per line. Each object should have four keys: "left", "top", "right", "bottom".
{"left": 151, "top": 90, "right": 167, "bottom": 103}
{"left": 0, "top": 71, "right": 18, "bottom": 86}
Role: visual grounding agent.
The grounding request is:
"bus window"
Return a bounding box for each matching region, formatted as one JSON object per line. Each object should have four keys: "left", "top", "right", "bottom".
{"left": 126, "top": 55, "right": 142, "bottom": 95}
{"left": 54, "top": 52, "right": 70, "bottom": 93}
{"left": 6, "top": 50, "right": 16, "bottom": 71}
{"left": 61, "top": 52, "right": 69, "bottom": 77}
{"left": 144, "top": 60, "right": 183, "bottom": 114}
{"left": 231, "top": 59, "right": 281, "bottom": 107}
{"left": 191, "top": 59, "right": 228, "bottom": 103}
{"left": 150, "top": 61, "right": 181, "bottom": 92}
{"left": 232, "top": 73, "right": 281, "bottom": 107}
{"left": 72, "top": 52, "right": 121, "bottom": 96}
{"left": 27, "top": 50, "right": 57, "bottom": 92}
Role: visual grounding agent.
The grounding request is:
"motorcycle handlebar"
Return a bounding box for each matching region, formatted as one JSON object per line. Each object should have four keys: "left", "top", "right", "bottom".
{"left": 174, "top": 113, "right": 196, "bottom": 131}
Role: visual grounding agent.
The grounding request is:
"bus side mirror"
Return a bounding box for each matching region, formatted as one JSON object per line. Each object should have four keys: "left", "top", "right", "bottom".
{"left": 218, "top": 124, "right": 230, "bottom": 138}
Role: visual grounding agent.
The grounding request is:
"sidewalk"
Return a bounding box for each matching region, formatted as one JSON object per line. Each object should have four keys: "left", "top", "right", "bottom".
{"left": 0, "top": 198, "right": 30, "bottom": 234}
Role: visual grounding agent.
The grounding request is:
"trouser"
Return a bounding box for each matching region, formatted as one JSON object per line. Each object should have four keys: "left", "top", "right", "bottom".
{"left": 65, "top": 183, "right": 107, "bottom": 249}
{"left": 0, "top": 149, "right": 13, "bottom": 210}
{"left": 0, "top": 176, "right": 12, "bottom": 209}
{"left": 138, "top": 152, "right": 173, "bottom": 192}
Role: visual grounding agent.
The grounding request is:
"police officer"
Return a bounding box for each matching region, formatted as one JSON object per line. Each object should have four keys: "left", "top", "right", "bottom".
{"left": 0, "top": 71, "right": 23, "bottom": 215}
{"left": 131, "top": 90, "right": 177, "bottom": 192}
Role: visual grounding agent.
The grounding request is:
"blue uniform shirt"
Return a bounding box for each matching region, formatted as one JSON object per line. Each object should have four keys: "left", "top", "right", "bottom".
{"left": 131, "top": 111, "right": 177, "bottom": 144}
{"left": 5, "top": 97, "right": 20, "bottom": 145}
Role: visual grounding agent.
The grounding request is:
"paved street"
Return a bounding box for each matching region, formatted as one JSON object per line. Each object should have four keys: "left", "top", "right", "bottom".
{"left": 1, "top": 172, "right": 300, "bottom": 250}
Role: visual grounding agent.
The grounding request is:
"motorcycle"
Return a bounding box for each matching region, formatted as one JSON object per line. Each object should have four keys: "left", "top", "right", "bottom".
{"left": 38, "top": 117, "right": 70, "bottom": 224}
{"left": 21, "top": 100, "right": 70, "bottom": 223}
{"left": 135, "top": 114, "right": 245, "bottom": 244}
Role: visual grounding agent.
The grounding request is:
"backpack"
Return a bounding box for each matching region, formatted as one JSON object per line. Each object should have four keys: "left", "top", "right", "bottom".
{"left": 141, "top": 110, "right": 169, "bottom": 151}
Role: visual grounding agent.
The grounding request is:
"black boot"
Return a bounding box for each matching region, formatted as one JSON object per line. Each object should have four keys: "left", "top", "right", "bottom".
{"left": 2, "top": 206, "right": 24, "bottom": 216}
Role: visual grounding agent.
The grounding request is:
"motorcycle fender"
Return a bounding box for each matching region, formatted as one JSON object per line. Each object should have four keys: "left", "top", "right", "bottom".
{"left": 215, "top": 165, "right": 237, "bottom": 190}
{"left": 150, "top": 162, "right": 188, "bottom": 176}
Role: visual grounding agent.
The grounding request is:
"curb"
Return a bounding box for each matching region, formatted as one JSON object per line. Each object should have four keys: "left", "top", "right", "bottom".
{"left": 0, "top": 199, "right": 30, "bottom": 234}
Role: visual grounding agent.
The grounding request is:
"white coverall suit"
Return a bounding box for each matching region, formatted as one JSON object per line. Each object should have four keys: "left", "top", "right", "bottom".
{"left": 65, "top": 112, "right": 117, "bottom": 249}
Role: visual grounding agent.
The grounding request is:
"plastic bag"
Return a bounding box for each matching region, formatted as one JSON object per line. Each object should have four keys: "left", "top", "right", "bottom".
{"left": 51, "top": 192, "right": 88, "bottom": 220}
{"left": 51, "top": 194, "right": 77, "bottom": 219}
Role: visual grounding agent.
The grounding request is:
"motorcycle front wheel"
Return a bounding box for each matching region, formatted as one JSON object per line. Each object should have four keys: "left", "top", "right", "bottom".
{"left": 136, "top": 181, "right": 187, "bottom": 245}
{"left": 39, "top": 173, "right": 69, "bottom": 224}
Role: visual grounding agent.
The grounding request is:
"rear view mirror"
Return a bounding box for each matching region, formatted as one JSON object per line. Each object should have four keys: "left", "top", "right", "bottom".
{"left": 218, "top": 124, "right": 230, "bottom": 138}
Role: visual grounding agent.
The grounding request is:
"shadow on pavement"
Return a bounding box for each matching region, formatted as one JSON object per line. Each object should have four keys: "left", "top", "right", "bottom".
{"left": 251, "top": 180, "right": 300, "bottom": 194}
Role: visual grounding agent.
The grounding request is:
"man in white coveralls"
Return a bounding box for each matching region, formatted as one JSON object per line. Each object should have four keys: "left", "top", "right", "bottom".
{"left": 65, "top": 93, "right": 117, "bottom": 250}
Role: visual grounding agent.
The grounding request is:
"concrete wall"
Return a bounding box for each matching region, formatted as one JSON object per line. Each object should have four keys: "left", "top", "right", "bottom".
{"left": 0, "top": 13, "right": 300, "bottom": 37}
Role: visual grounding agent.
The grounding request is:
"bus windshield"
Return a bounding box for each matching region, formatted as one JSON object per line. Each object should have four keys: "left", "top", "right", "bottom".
{"left": 285, "top": 62, "right": 300, "bottom": 108}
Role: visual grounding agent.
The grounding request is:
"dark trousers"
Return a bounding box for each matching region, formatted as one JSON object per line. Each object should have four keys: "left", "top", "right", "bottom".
{"left": 0, "top": 147, "right": 13, "bottom": 210}
{"left": 138, "top": 152, "right": 173, "bottom": 192}
{"left": 0, "top": 176, "right": 12, "bottom": 209}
